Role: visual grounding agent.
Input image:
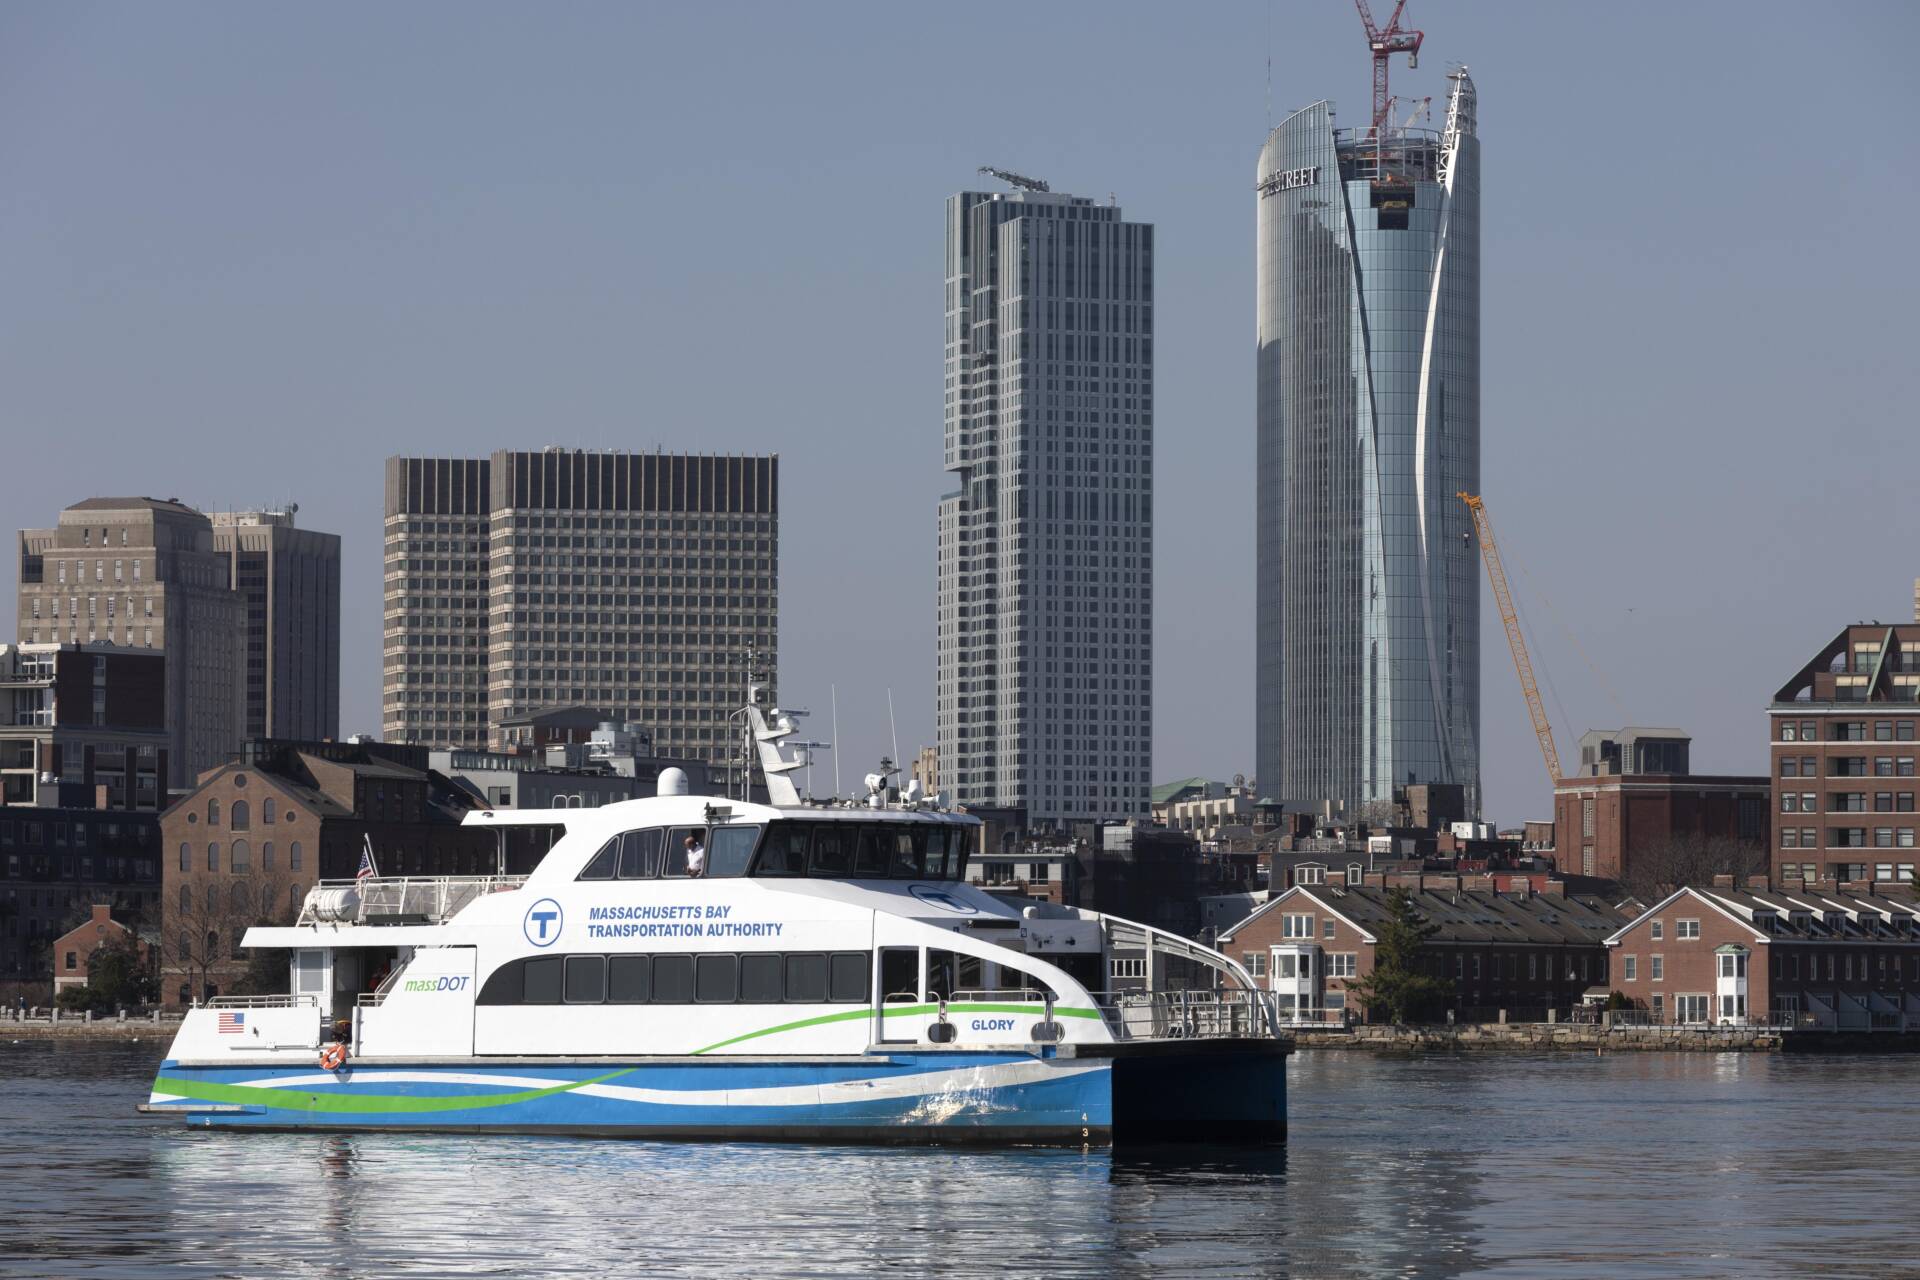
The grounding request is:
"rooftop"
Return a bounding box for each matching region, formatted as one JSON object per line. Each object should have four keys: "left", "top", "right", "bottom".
{"left": 1221, "top": 883, "right": 1631, "bottom": 949}
{"left": 61, "top": 496, "right": 199, "bottom": 515}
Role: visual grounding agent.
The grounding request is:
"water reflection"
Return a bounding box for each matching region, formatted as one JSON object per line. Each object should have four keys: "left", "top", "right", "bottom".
{"left": 2, "top": 1044, "right": 1915, "bottom": 1279}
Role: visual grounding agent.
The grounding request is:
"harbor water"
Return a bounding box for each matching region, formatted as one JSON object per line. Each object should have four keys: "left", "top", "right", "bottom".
{"left": 0, "top": 1041, "right": 1911, "bottom": 1278}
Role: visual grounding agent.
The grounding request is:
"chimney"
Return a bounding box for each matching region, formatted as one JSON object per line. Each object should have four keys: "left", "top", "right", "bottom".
{"left": 1711, "top": 874, "right": 1735, "bottom": 889}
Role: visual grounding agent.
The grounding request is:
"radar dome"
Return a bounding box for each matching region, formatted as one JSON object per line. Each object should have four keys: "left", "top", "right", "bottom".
{"left": 657, "top": 767, "right": 690, "bottom": 798}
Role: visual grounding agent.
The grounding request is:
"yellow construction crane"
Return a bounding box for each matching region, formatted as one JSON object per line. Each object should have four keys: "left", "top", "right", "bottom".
{"left": 1458, "top": 492, "right": 1563, "bottom": 785}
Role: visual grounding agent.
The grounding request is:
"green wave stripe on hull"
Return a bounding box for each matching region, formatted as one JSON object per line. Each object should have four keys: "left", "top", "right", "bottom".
{"left": 149, "top": 1003, "right": 1104, "bottom": 1112}
{"left": 152, "top": 1068, "right": 633, "bottom": 1114}
{"left": 688, "top": 1003, "right": 1100, "bottom": 1056}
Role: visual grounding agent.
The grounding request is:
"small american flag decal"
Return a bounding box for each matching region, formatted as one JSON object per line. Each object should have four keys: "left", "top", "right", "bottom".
{"left": 218, "top": 1011, "right": 246, "bottom": 1034}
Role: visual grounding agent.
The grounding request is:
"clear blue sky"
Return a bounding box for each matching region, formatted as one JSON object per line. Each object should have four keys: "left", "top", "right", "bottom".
{"left": 3, "top": 2, "right": 1916, "bottom": 825}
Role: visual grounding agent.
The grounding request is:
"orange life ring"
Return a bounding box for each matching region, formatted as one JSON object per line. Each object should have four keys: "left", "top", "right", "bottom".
{"left": 319, "top": 1041, "right": 348, "bottom": 1071}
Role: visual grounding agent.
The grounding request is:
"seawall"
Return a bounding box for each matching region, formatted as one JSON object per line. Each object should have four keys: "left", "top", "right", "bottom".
{"left": 1290, "top": 1024, "right": 1920, "bottom": 1053}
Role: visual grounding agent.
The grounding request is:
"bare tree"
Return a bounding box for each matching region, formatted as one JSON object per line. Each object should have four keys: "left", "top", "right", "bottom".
{"left": 1617, "top": 834, "right": 1767, "bottom": 904}
{"left": 162, "top": 871, "right": 304, "bottom": 1004}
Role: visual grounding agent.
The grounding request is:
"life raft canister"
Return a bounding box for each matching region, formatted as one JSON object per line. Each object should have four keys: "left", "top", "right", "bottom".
{"left": 319, "top": 1041, "right": 348, "bottom": 1071}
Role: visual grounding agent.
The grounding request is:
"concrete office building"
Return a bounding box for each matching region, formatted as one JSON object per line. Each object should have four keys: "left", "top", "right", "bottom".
{"left": 1255, "top": 69, "right": 1482, "bottom": 818}
{"left": 383, "top": 450, "right": 778, "bottom": 765}
{"left": 209, "top": 510, "right": 341, "bottom": 742}
{"left": 16, "top": 499, "right": 242, "bottom": 787}
{"left": 937, "top": 176, "right": 1154, "bottom": 826}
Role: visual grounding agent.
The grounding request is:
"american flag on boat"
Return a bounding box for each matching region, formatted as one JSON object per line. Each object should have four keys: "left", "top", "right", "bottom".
{"left": 217, "top": 1011, "right": 245, "bottom": 1034}
{"left": 357, "top": 835, "right": 378, "bottom": 882}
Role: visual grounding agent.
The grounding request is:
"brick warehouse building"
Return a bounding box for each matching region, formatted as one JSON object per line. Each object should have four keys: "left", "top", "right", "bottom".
{"left": 1605, "top": 880, "right": 1920, "bottom": 1028}
{"left": 1769, "top": 623, "right": 1920, "bottom": 886}
{"left": 1551, "top": 728, "right": 1769, "bottom": 882}
{"left": 160, "top": 739, "right": 559, "bottom": 1005}
{"left": 1216, "top": 879, "right": 1631, "bottom": 1024}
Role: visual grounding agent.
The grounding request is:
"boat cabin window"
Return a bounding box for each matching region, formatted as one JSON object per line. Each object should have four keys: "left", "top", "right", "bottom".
{"left": 741, "top": 953, "right": 783, "bottom": 1002}
{"left": 748, "top": 821, "right": 973, "bottom": 882}
{"left": 696, "top": 954, "right": 738, "bottom": 1003}
{"left": 478, "top": 951, "right": 872, "bottom": 1006}
{"left": 653, "top": 954, "right": 695, "bottom": 1001}
{"left": 609, "top": 955, "right": 650, "bottom": 1002}
{"left": 524, "top": 956, "right": 563, "bottom": 1004}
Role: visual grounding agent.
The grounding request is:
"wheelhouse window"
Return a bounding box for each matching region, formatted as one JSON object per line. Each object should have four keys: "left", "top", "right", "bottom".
{"left": 748, "top": 821, "right": 972, "bottom": 881}
{"left": 578, "top": 829, "right": 666, "bottom": 881}
{"left": 704, "top": 825, "right": 761, "bottom": 878}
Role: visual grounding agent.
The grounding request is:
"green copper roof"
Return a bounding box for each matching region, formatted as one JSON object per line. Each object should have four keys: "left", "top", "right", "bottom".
{"left": 1151, "top": 777, "right": 1215, "bottom": 805}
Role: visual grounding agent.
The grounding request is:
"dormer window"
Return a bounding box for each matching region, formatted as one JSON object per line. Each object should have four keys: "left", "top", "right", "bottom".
{"left": 1790, "top": 912, "right": 1811, "bottom": 932}
{"left": 1346, "top": 863, "right": 1363, "bottom": 885}
{"left": 1296, "top": 864, "right": 1325, "bottom": 886}
{"left": 1753, "top": 913, "right": 1776, "bottom": 933}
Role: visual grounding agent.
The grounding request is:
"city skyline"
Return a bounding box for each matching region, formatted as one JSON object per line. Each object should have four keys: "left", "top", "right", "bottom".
{"left": 2, "top": 5, "right": 1916, "bottom": 822}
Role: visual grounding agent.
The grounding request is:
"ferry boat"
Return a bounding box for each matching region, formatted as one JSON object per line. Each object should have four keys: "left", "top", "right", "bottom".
{"left": 140, "top": 696, "right": 1288, "bottom": 1146}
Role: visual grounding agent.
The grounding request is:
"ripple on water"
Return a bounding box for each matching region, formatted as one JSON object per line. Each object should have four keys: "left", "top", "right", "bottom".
{"left": 0, "top": 1043, "right": 1913, "bottom": 1279}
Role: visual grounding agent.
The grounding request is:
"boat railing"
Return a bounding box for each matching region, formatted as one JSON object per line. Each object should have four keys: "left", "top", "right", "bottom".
{"left": 1099, "top": 915, "right": 1275, "bottom": 1035}
{"left": 205, "top": 994, "right": 320, "bottom": 1010}
{"left": 1090, "top": 988, "right": 1273, "bottom": 1041}
{"left": 299, "top": 875, "right": 528, "bottom": 926}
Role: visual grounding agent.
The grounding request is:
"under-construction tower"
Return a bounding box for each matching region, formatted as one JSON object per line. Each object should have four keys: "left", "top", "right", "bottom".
{"left": 1255, "top": 9, "right": 1482, "bottom": 817}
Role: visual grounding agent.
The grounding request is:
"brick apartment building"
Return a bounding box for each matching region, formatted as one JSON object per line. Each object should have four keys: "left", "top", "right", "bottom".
{"left": 1551, "top": 728, "right": 1769, "bottom": 882}
{"left": 1606, "top": 879, "right": 1920, "bottom": 1028}
{"left": 1768, "top": 623, "right": 1920, "bottom": 886}
{"left": 160, "top": 739, "right": 560, "bottom": 1005}
{"left": 1216, "top": 878, "right": 1631, "bottom": 1024}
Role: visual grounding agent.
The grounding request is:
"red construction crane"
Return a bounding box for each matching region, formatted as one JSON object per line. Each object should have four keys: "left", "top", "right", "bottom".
{"left": 1353, "top": 1, "right": 1425, "bottom": 137}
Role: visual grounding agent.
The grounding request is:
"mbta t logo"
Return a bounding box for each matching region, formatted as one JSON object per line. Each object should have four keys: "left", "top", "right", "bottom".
{"left": 523, "top": 898, "right": 564, "bottom": 947}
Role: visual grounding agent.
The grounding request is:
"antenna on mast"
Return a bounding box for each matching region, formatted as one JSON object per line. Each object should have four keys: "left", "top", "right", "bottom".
{"left": 886, "top": 688, "right": 900, "bottom": 786}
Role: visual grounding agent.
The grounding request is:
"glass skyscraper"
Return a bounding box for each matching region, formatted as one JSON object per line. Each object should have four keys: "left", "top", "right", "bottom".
{"left": 938, "top": 183, "right": 1154, "bottom": 825}
{"left": 1255, "top": 69, "right": 1481, "bottom": 818}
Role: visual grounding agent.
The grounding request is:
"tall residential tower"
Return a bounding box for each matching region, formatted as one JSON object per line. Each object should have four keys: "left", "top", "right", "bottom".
{"left": 937, "top": 177, "right": 1154, "bottom": 826}
{"left": 1255, "top": 69, "right": 1481, "bottom": 817}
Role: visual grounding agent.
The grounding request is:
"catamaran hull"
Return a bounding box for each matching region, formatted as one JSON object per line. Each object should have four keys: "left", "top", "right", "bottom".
{"left": 142, "top": 1044, "right": 1287, "bottom": 1146}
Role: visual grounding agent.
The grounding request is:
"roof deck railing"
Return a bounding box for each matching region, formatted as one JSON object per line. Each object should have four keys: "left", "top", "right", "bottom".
{"left": 298, "top": 875, "right": 528, "bottom": 927}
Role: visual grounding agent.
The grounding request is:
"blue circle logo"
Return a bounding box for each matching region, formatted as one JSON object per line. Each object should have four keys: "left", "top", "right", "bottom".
{"left": 909, "top": 885, "right": 978, "bottom": 916}
{"left": 523, "top": 898, "right": 564, "bottom": 947}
